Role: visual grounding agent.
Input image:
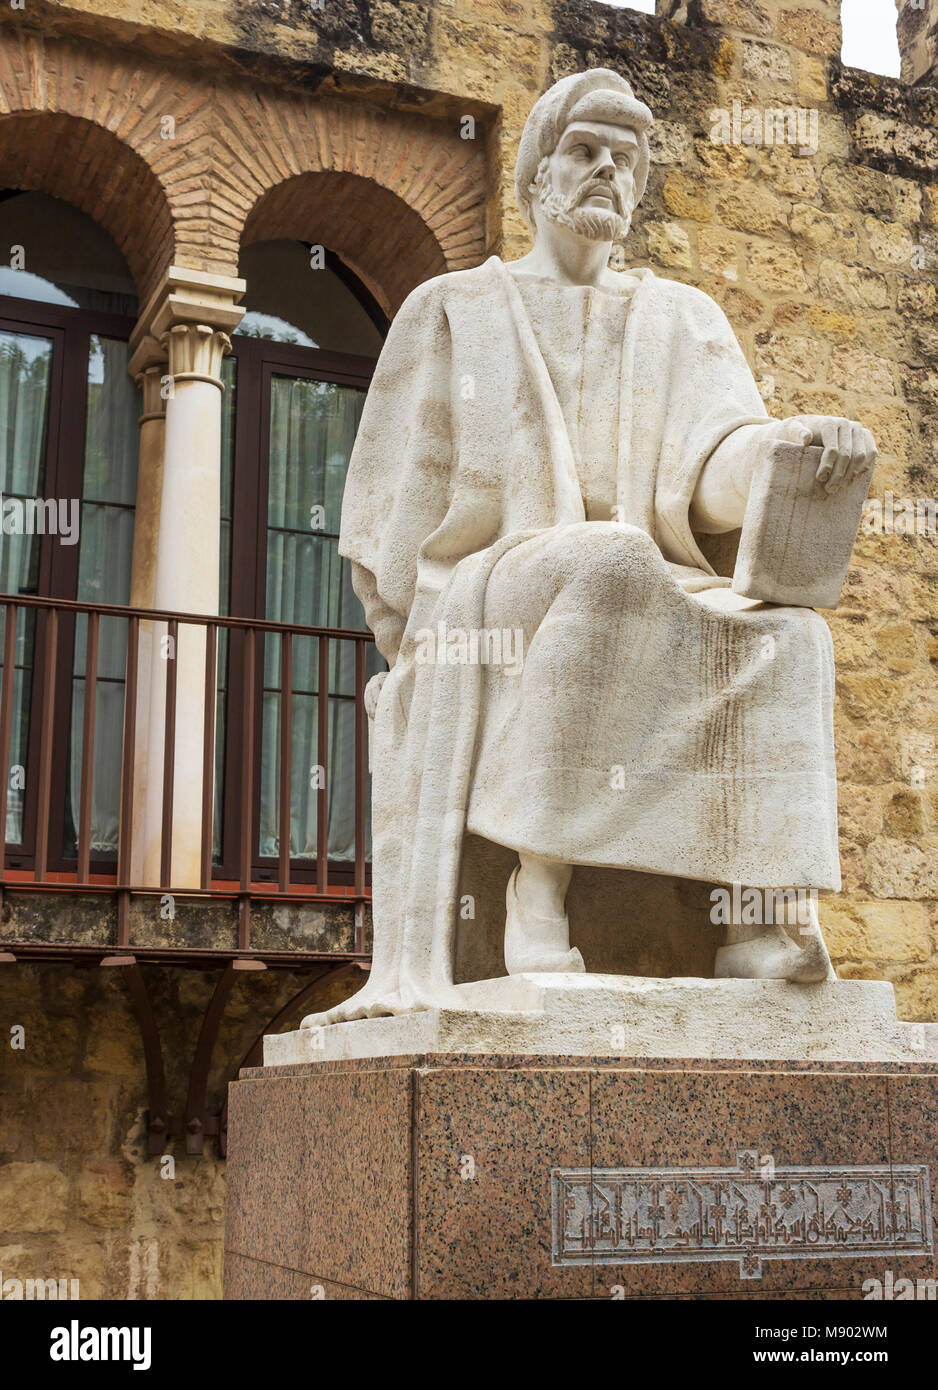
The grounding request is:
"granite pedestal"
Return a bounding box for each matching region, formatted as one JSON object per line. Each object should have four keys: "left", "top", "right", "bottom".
{"left": 224, "top": 976, "right": 938, "bottom": 1300}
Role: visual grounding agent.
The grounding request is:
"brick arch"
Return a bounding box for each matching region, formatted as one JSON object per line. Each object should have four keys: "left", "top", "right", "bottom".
{"left": 0, "top": 111, "right": 173, "bottom": 302}
{"left": 242, "top": 172, "right": 448, "bottom": 319}
{"left": 0, "top": 31, "right": 202, "bottom": 303}
{"left": 215, "top": 91, "right": 488, "bottom": 315}
{"left": 0, "top": 30, "right": 489, "bottom": 312}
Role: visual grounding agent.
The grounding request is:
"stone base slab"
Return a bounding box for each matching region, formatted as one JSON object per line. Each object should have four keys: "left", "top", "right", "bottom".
{"left": 224, "top": 1051, "right": 938, "bottom": 1300}
{"left": 263, "top": 974, "right": 938, "bottom": 1066}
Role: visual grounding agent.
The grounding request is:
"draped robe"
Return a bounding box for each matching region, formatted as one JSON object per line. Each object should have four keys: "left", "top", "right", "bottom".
{"left": 339, "top": 255, "right": 840, "bottom": 1010}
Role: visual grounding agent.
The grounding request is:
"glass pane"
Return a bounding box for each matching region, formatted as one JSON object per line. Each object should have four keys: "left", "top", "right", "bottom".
{"left": 76, "top": 504, "right": 135, "bottom": 611}
{"left": 0, "top": 330, "right": 53, "bottom": 844}
{"left": 259, "top": 684, "right": 369, "bottom": 861}
{"left": 261, "top": 373, "right": 382, "bottom": 862}
{"left": 83, "top": 337, "right": 139, "bottom": 506}
{"left": 66, "top": 628, "right": 127, "bottom": 859}
{"left": 0, "top": 193, "right": 139, "bottom": 316}
{"left": 237, "top": 240, "right": 383, "bottom": 356}
{"left": 267, "top": 375, "right": 363, "bottom": 535}
{"left": 219, "top": 355, "right": 236, "bottom": 614}
{"left": 213, "top": 356, "right": 237, "bottom": 862}
{"left": 0, "top": 330, "right": 52, "bottom": 534}
{"left": 64, "top": 339, "right": 139, "bottom": 860}
{"left": 212, "top": 626, "right": 229, "bottom": 864}
{"left": 0, "top": 606, "right": 36, "bottom": 846}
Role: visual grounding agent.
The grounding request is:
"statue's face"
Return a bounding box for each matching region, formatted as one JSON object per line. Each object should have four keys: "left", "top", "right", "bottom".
{"left": 532, "top": 120, "right": 640, "bottom": 243}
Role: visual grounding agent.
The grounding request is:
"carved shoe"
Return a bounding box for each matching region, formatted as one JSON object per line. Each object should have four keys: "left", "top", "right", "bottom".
{"left": 504, "top": 865, "right": 585, "bottom": 976}
{"left": 714, "top": 920, "right": 833, "bottom": 984}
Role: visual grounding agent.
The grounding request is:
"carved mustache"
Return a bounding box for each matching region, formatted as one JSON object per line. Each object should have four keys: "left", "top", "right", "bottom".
{"left": 576, "top": 179, "right": 622, "bottom": 212}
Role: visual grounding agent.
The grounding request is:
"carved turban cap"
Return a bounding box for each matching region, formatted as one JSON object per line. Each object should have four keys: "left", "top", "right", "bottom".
{"left": 514, "top": 68, "right": 654, "bottom": 233}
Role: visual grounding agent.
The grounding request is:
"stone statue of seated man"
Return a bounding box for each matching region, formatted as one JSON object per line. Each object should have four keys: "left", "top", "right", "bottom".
{"left": 303, "top": 68, "right": 877, "bottom": 1027}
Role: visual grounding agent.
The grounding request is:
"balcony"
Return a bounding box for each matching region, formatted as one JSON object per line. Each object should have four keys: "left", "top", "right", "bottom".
{"left": 0, "top": 593, "right": 376, "bottom": 1152}
{"left": 0, "top": 593, "right": 374, "bottom": 968}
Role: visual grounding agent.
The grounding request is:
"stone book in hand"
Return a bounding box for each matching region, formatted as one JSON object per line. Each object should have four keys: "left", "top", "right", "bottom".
{"left": 731, "top": 441, "right": 876, "bottom": 610}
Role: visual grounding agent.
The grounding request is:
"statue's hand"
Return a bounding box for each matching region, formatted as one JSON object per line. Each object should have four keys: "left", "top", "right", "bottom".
{"left": 363, "top": 669, "right": 388, "bottom": 721}
{"left": 769, "top": 415, "right": 877, "bottom": 495}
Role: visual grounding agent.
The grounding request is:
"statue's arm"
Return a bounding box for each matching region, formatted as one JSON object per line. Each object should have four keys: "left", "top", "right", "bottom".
{"left": 690, "top": 420, "right": 783, "bottom": 534}
{"left": 339, "top": 275, "right": 454, "bottom": 679}
{"left": 350, "top": 560, "right": 405, "bottom": 668}
{"left": 674, "top": 290, "right": 876, "bottom": 536}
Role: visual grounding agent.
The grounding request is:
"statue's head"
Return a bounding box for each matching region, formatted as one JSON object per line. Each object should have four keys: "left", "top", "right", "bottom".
{"left": 514, "top": 69, "right": 653, "bottom": 246}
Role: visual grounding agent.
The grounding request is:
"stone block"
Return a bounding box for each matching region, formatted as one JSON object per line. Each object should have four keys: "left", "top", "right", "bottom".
{"left": 746, "top": 240, "right": 807, "bottom": 292}
{"left": 824, "top": 899, "right": 932, "bottom": 964}
{"left": 777, "top": 8, "right": 841, "bottom": 56}
{"left": 719, "top": 185, "right": 788, "bottom": 237}
{"left": 663, "top": 171, "right": 712, "bottom": 221}
{"left": 264, "top": 974, "right": 938, "bottom": 1065}
{"left": 77, "top": 1160, "right": 135, "bottom": 1230}
{"left": 0, "top": 1162, "right": 68, "bottom": 1235}
{"left": 647, "top": 221, "right": 694, "bottom": 269}
{"left": 226, "top": 1043, "right": 938, "bottom": 1299}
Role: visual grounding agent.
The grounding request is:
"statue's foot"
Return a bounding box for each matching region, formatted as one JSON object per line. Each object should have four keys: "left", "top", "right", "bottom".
{"left": 300, "top": 978, "right": 466, "bottom": 1027}
{"left": 714, "top": 921, "right": 833, "bottom": 983}
{"left": 300, "top": 982, "right": 384, "bottom": 1029}
{"left": 504, "top": 864, "right": 585, "bottom": 975}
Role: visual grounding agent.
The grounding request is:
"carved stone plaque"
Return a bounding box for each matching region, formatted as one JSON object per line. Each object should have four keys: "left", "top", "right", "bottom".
{"left": 552, "top": 1151, "right": 933, "bottom": 1278}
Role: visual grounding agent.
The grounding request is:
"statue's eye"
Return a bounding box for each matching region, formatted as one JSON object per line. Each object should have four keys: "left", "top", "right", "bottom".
{"left": 570, "top": 144, "right": 592, "bottom": 158}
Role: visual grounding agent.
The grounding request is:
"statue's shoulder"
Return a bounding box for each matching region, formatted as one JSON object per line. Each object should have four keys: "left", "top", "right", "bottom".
{"left": 646, "top": 273, "right": 730, "bottom": 326}
{"left": 396, "top": 259, "right": 498, "bottom": 319}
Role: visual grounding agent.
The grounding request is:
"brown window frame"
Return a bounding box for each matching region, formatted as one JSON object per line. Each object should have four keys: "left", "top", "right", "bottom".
{"left": 0, "top": 269, "right": 385, "bottom": 886}
{"left": 214, "top": 334, "right": 379, "bottom": 887}
{"left": 0, "top": 293, "right": 138, "bottom": 873}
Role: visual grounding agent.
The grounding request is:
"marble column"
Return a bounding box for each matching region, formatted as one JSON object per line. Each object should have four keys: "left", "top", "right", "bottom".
{"left": 127, "top": 366, "right": 165, "bottom": 885}
{"left": 128, "top": 268, "right": 244, "bottom": 890}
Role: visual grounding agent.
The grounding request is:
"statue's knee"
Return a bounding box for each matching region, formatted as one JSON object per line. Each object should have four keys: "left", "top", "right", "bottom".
{"left": 561, "top": 525, "right": 650, "bottom": 596}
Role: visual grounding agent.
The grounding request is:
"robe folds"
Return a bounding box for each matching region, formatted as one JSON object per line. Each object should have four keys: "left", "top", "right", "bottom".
{"left": 339, "top": 254, "right": 841, "bottom": 1008}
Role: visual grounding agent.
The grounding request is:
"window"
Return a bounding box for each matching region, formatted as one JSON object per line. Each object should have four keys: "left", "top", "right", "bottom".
{"left": 213, "top": 241, "right": 387, "bottom": 882}
{"left": 0, "top": 192, "right": 140, "bottom": 866}
{"left": 0, "top": 210, "right": 388, "bottom": 883}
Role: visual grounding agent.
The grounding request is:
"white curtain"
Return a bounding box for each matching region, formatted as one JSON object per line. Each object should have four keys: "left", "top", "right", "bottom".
{"left": 67, "top": 335, "right": 139, "bottom": 855}
{"left": 259, "top": 374, "right": 381, "bottom": 861}
{"left": 0, "top": 330, "right": 53, "bottom": 844}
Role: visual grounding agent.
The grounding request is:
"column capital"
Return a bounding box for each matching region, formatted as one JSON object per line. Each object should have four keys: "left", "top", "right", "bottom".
{"left": 129, "top": 265, "right": 245, "bottom": 378}
{"left": 160, "top": 323, "right": 231, "bottom": 386}
{"left": 135, "top": 363, "right": 167, "bottom": 423}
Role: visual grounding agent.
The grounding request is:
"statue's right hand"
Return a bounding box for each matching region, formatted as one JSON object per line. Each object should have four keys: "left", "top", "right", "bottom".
{"left": 768, "top": 415, "right": 877, "bottom": 496}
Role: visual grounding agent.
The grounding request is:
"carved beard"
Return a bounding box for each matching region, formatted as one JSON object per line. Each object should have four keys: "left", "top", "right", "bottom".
{"left": 531, "top": 163, "right": 632, "bottom": 243}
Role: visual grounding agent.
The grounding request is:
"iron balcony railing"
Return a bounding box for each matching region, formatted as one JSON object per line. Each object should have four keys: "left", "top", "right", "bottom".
{"left": 0, "top": 593, "right": 374, "bottom": 955}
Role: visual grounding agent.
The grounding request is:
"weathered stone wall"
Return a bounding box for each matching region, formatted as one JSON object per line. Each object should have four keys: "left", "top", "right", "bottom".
{"left": 0, "top": 959, "right": 358, "bottom": 1298}
{"left": 0, "top": 0, "right": 936, "bottom": 1300}
{"left": 898, "top": 0, "right": 938, "bottom": 86}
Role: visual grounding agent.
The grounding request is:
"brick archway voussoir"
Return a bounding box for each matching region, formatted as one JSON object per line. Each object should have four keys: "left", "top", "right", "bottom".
{"left": 241, "top": 171, "right": 451, "bottom": 319}
{"left": 0, "top": 110, "right": 175, "bottom": 305}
